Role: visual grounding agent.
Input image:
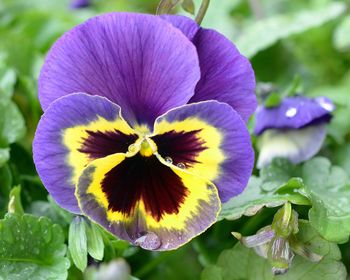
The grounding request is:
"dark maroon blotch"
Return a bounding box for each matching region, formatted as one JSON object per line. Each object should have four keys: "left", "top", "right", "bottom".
{"left": 152, "top": 129, "right": 207, "bottom": 167}
{"left": 101, "top": 154, "right": 188, "bottom": 221}
{"left": 79, "top": 129, "right": 138, "bottom": 160}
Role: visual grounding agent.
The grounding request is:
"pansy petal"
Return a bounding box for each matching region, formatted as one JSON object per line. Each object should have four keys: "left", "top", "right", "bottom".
{"left": 160, "top": 15, "right": 199, "bottom": 40}
{"left": 254, "top": 96, "right": 334, "bottom": 135}
{"left": 257, "top": 124, "right": 327, "bottom": 168}
{"left": 33, "top": 93, "right": 138, "bottom": 213}
{"left": 161, "top": 15, "right": 257, "bottom": 122}
{"left": 76, "top": 153, "right": 220, "bottom": 251}
{"left": 39, "top": 13, "right": 200, "bottom": 128}
{"left": 190, "top": 29, "right": 257, "bottom": 122}
{"left": 153, "top": 101, "right": 254, "bottom": 202}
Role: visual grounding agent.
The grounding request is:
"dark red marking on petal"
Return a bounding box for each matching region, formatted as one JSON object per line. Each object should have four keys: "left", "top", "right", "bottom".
{"left": 101, "top": 154, "right": 188, "bottom": 221}
{"left": 152, "top": 130, "right": 207, "bottom": 167}
{"left": 79, "top": 129, "right": 138, "bottom": 160}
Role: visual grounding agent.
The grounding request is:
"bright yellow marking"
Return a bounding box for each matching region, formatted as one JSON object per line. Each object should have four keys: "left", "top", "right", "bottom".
{"left": 63, "top": 115, "right": 138, "bottom": 185}
{"left": 76, "top": 151, "right": 220, "bottom": 230}
{"left": 133, "top": 124, "right": 151, "bottom": 135}
{"left": 76, "top": 153, "right": 134, "bottom": 223}
{"left": 153, "top": 117, "right": 226, "bottom": 183}
{"left": 140, "top": 138, "right": 157, "bottom": 157}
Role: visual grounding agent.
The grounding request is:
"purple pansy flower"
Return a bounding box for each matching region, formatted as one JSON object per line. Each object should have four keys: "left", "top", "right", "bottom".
{"left": 255, "top": 96, "right": 334, "bottom": 168}
{"left": 33, "top": 13, "right": 256, "bottom": 251}
{"left": 70, "top": 0, "right": 91, "bottom": 9}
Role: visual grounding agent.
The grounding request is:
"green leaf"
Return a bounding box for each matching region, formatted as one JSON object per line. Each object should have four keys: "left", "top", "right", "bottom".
{"left": 0, "top": 98, "right": 26, "bottom": 147}
{"left": 200, "top": 265, "right": 223, "bottom": 280}
{"left": 332, "top": 144, "right": 350, "bottom": 176}
{"left": 264, "top": 92, "right": 281, "bottom": 108}
{"left": 0, "top": 163, "right": 12, "bottom": 197}
{"left": 201, "top": 221, "right": 346, "bottom": 280}
{"left": 302, "top": 157, "right": 350, "bottom": 243}
{"left": 28, "top": 198, "right": 73, "bottom": 228}
{"left": 0, "top": 148, "right": 9, "bottom": 168}
{"left": 220, "top": 159, "right": 308, "bottom": 220}
{"left": 182, "top": 0, "right": 195, "bottom": 14}
{"left": 236, "top": 2, "right": 346, "bottom": 58}
{"left": 219, "top": 175, "right": 309, "bottom": 221}
{"left": 260, "top": 158, "right": 301, "bottom": 191}
{"left": 0, "top": 213, "right": 69, "bottom": 280}
{"left": 48, "top": 196, "right": 73, "bottom": 225}
{"left": 86, "top": 222, "right": 104, "bottom": 261}
{"left": 69, "top": 216, "right": 88, "bottom": 272}
{"left": 0, "top": 60, "right": 16, "bottom": 99}
{"left": 0, "top": 163, "right": 12, "bottom": 216}
{"left": 334, "top": 15, "right": 350, "bottom": 52}
{"left": 8, "top": 186, "right": 24, "bottom": 215}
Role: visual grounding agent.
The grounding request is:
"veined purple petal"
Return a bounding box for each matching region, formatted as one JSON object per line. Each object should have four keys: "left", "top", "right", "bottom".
{"left": 154, "top": 101, "right": 254, "bottom": 202}
{"left": 39, "top": 13, "right": 200, "bottom": 128}
{"left": 160, "top": 15, "right": 199, "bottom": 40}
{"left": 233, "top": 228, "right": 275, "bottom": 248}
{"left": 161, "top": 15, "right": 257, "bottom": 122}
{"left": 33, "top": 93, "right": 137, "bottom": 213}
{"left": 254, "top": 96, "right": 334, "bottom": 135}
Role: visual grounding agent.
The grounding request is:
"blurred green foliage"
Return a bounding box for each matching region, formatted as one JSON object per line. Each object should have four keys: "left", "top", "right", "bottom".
{"left": 1, "top": 0, "right": 350, "bottom": 279}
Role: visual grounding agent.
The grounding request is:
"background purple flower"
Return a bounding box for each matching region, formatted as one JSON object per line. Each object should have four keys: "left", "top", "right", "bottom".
{"left": 255, "top": 96, "right": 334, "bottom": 168}
{"left": 70, "top": 0, "right": 91, "bottom": 9}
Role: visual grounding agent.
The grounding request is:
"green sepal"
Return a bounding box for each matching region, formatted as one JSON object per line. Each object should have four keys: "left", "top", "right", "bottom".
{"left": 86, "top": 221, "right": 104, "bottom": 261}
{"left": 68, "top": 216, "right": 88, "bottom": 272}
{"left": 8, "top": 185, "right": 24, "bottom": 215}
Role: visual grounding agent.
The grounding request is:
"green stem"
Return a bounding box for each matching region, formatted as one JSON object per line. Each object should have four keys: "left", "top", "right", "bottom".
{"left": 195, "top": 0, "right": 210, "bottom": 25}
{"left": 240, "top": 208, "right": 274, "bottom": 235}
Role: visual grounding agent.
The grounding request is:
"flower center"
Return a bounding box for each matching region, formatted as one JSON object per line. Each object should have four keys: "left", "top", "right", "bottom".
{"left": 139, "top": 138, "right": 157, "bottom": 157}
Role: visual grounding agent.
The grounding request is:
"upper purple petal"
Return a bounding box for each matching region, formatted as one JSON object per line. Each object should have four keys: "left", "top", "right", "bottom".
{"left": 39, "top": 13, "right": 200, "bottom": 128}
{"left": 160, "top": 15, "right": 199, "bottom": 40}
{"left": 161, "top": 15, "right": 257, "bottom": 122}
{"left": 254, "top": 96, "right": 334, "bottom": 135}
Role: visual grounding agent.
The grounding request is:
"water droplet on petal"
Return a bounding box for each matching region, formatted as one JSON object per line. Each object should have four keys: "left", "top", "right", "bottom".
{"left": 128, "top": 144, "right": 137, "bottom": 153}
{"left": 108, "top": 223, "right": 112, "bottom": 229}
{"left": 285, "top": 107, "right": 297, "bottom": 118}
{"left": 165, "top": 157, "right": 173, "bottom": 164}
{"left": 177, "top": 163, "right": 185, "bottom": 169}
{"left": 134, "top": 231, "right": 162, "bottom": 250}
{"left": 316, "top": 97, "right": 335, "bottom": 112}
{"left": 207, "top": 184, "right": 215, "bottom": 191}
